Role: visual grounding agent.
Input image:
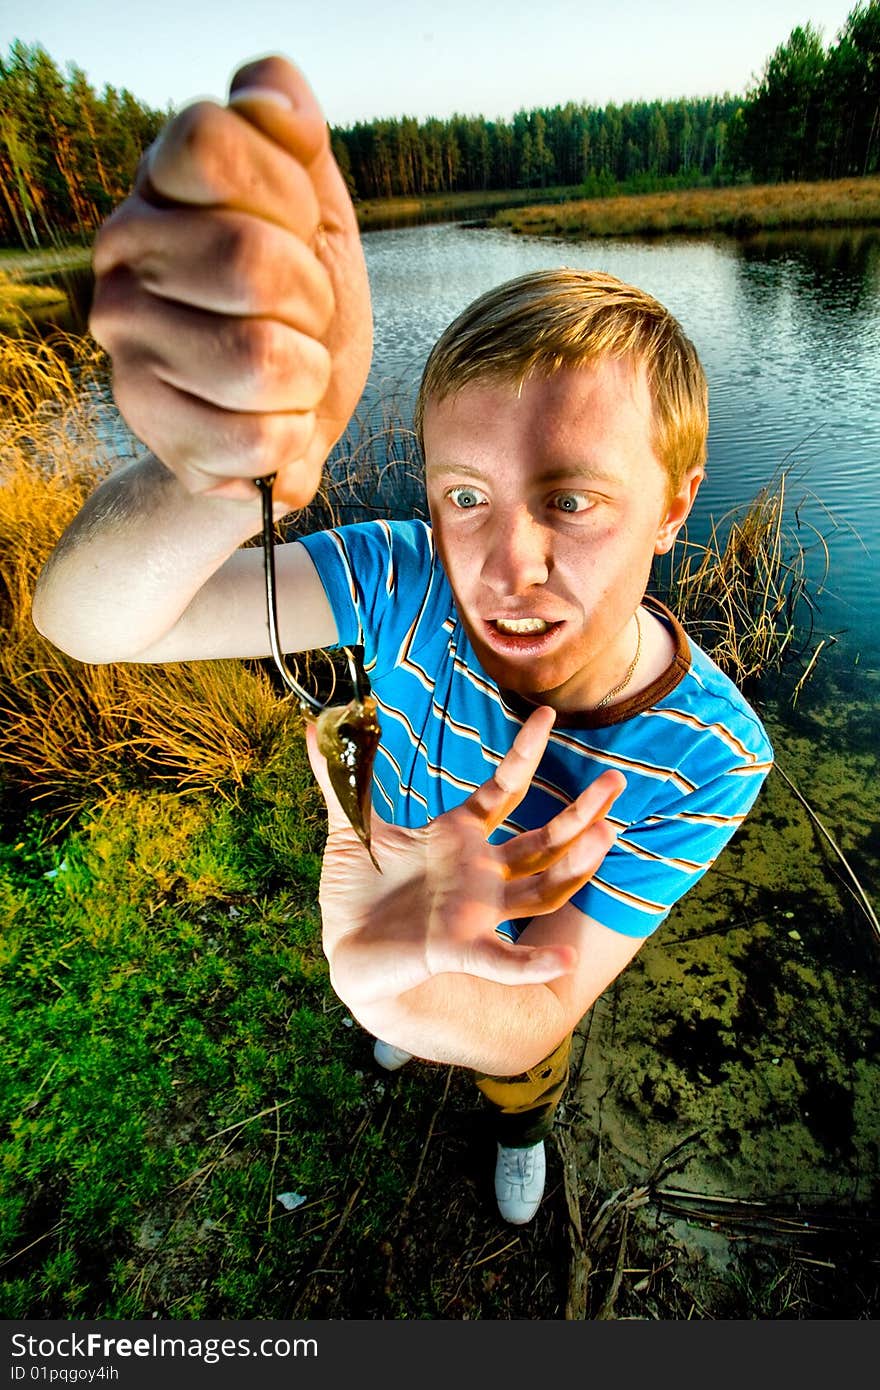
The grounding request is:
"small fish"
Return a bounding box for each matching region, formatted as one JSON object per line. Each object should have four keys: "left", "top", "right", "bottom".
{"left": 315, "top": 692, "right": 382, "bottom": 872}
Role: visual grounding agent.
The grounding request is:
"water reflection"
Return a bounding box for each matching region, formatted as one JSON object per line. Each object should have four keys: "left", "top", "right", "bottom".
{"left": 737, "top": 226, "right": 880, "bottom": 303}
{"left": 26, "top": 263, "right": 93, "bottom": 338}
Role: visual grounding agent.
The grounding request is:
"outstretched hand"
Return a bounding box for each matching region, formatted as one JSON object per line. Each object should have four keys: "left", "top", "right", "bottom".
{"left": 307, "top": 706, "right": 626, "bottom": 1011}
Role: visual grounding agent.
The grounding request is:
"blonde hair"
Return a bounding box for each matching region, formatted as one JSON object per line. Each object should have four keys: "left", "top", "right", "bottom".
{"left": 415, "top": 268, "right": 708, "bottom": 492}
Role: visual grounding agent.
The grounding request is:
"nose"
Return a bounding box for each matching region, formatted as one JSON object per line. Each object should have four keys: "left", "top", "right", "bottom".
{"left": 480, "top": 506, "right": 551, "bottom": 596}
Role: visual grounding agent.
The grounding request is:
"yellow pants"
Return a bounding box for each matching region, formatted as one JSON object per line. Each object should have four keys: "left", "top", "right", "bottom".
{"left": 473, "top": 1033, "right": 571, "bottom": 1147}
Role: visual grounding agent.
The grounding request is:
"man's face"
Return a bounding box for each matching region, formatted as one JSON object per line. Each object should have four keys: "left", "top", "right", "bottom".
{"left": 423, "top": 358, "right": 700, "bottom": 712}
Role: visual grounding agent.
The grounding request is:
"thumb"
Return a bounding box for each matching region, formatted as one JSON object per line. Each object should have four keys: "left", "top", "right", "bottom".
{"left": 227, "top": 56, "right": 357, "bottom": 236}
{"left": 455, "top": 936, "right": 577, "bottom": 986}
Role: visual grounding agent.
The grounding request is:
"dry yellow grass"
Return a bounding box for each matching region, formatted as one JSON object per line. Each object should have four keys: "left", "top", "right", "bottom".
{"left": 354, "top": 183, "right": 587, "bottom": 229}
{"left": 656, "top": 469, "right": 829, "bottom": 689}
{"left": 0, "top": 332, "right": 299, "bottom": 815}
{"left": 495, "top": 176, "right": 880, "bottom": 238}
{"left": 0, "top": 270, "right": 67, "bottom": 329}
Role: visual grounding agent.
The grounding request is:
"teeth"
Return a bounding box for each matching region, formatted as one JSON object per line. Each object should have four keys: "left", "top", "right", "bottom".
{"left": 495, "top": 617, "right": 549, "bottom": 635}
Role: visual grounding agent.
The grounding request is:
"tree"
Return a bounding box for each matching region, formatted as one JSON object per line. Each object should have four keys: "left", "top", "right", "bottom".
{"left": 822, "top": 1, "right": 880, "bottom": 176}
{"left": 740, "top": 24, "right": 827, "bottom": 180}
{"left": 0, "top": 41, "right": 165, "bottom": 247}
{"left": 648, "top": 109, "right": 670, "bottom": 176}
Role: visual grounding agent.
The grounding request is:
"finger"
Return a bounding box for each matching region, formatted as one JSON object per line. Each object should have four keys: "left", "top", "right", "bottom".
{"left": 92, "top": 266, "right": 330, "bottom": 416}
{"left": 227, "top": 57, "right": 359, "bottom": 240}
{"left": 501, "top": 769, "right": 626, "bottom": 878}
{"left": 504, "top": 819, "right": 619, "bottom": 918}
{"left": 107, "top": 364, "right": 320, "bottom": 495}
{"left": 452, "top": 935, "right": 576, "bottom": 986}
{"left": 464, "top": 706, "right": 556, "bottom": 834}
{"left": 93, "top": 203, "right": 335, "bottom": 338}
{"left": 143, "top": 98, "right": 322, "bottom": 240}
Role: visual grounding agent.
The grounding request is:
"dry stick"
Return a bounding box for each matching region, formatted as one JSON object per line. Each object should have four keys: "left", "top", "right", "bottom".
{"left": 657, "top": 1188, "right": 768, "bottom": 1208}
{"left": 443, "top": 1239, "right": 495, "bottom": 1312}
{"left": 585, "top": 1184, "right": 644, "bottom": 1250}
{"left": 556, "top": 1129, "right": 585, "bottom": 1245}
{"left": 266, "top": 1100, "right": 283, "bottom": 1234}
{"left": 655, "top": 1188, "right": 873, "bottom": 1237}
{"left": 791, "top": 636, "right": 835, "bottom": 705}
{"left": 595, "top": 1209, "right": 630, "bottom": 1321}
{"left": 654, "top": 1203, "right": 833, "bottom": 1244}
{"left": 203, "top": 1095, "right": 300, "bottom": 1144}
{"left": 568, "top": 1132, "right": 703, "bottom": 1318}
{"left": 644, "top": 1128, "right": 705, "bottom": 1188}
{"left": 773, "top": 762, "right": 880, "bottom": 943}
{"left": 0, "top": 1220, "right": 65, "bottom": 1271}
{"left": 555, "top": 1128, "right": 590, "bottom": 1320}
{"left": 21, "top": 1056, "right": 61, "bottom": 1111}
{"left": 441, "top": 1233, "right": 525, "bottom": 1315}
{"left": 166, "top": 1095, "right": 303, "bottom": 1195}
{"left": 468, "top": 1237, "right": 521, "bottom": 1270}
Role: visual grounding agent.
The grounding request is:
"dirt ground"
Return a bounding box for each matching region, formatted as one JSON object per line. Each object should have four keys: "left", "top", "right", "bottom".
{"left": 546, "top": 663, "right": 880, "bottom": 1319}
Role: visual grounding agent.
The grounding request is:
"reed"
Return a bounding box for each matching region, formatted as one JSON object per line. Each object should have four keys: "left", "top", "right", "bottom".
{"left": 495, "top": 175, "right": 880, "bottom": 239}
{"left": 652, "top": 469, "right": 831, "bottom": 689}
{"left": 0, "top": 332, "right": 299, "bottom": 816}
{"left": 0, "top": 271, "right": 67, "bottom": 330}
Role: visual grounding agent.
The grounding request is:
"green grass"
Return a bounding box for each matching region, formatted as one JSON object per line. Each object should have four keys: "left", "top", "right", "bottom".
{"left": 0, "top": 743, "right": 409, "bottom": 1318}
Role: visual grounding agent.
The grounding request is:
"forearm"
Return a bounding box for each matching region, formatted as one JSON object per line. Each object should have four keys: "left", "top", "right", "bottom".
{"left": 338, "top": 967, "right": 571, "bottom": 1076}
{"left": 32, "top": 452, "right": 264, "bottom": 663}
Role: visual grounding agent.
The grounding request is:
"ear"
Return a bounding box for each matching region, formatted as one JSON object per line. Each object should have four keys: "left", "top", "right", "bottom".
{"left": 654, "top": 466, "right": 703, "bottom": 554}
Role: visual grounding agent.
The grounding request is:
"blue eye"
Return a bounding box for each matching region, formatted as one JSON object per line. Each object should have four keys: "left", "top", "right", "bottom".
{"left": 552, "top": 493, "right": 588, "bottom": 514}
{"left": 448, "top": 486, "right": 486, "bottom": 509}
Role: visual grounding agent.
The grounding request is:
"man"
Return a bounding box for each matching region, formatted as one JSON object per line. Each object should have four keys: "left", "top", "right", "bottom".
{"left": 32, "top": 56, "right": 772, "bottom": 1226}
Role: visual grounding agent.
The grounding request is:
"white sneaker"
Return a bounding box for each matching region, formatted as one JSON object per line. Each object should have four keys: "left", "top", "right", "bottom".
{"left": 373, "top": 1038, "right": 414, "bottom": 1071}
{"left": 494, "top": 1141, "right": 546, "bottom": 1224}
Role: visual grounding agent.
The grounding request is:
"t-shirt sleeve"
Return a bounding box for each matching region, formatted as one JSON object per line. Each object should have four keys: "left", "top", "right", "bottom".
{"left": 573, "top": 753, "right": 772, "bottom": 937}
{"left": 297, "top": 519, "right": 436, "bottom": 676}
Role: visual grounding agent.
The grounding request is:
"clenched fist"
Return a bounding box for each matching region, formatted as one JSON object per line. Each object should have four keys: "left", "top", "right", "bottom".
{"left": 90, "top": 55, "right": 372, "bottom": 508}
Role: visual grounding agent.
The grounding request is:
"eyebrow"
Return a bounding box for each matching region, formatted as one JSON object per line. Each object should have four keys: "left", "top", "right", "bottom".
{"left": 424, "top": 460, "right": 620, "bottom": 486}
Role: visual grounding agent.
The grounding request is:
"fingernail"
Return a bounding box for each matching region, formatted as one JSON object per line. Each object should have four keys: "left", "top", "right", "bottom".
{"left": 229, "top": 86, "right": 294, "bottom": 110}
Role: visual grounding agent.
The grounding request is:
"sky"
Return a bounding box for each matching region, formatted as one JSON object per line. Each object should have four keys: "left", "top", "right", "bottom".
{"left": 1, "top": 0, "right": 862, "bottom": 126}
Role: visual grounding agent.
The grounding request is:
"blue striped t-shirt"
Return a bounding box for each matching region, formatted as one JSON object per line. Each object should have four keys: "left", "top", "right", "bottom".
{"left": 298, "top": 518, "right": 773, "bottom": 938}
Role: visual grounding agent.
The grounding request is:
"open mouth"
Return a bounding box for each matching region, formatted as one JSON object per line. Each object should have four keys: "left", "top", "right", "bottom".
{"left": 483, "top": 617, "right": 565, "bottom": 652}
{"left": 493, "top": 617, "right": 551, "bottom": 635}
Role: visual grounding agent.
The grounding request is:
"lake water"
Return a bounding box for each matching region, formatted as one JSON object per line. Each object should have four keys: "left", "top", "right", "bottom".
{"left": 357, "top": 221, "right": 880, "bottom": 663}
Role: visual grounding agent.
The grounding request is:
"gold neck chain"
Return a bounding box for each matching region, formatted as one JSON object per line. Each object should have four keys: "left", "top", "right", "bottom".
{"left": 595, "top": 609, "right": 643, "bottom": 710}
